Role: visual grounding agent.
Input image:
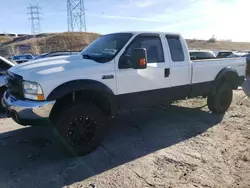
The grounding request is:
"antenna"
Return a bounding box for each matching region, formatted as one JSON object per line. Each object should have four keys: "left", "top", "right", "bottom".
{"left": 27, "top": 4, "right": 42, "bottom": 35}
{"left": 67, "top": 0, "right": 87, "bottom": 32}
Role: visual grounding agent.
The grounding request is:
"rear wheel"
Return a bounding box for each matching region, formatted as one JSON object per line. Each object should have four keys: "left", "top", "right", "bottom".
{"left": 207, "top": 82, "right": 233, "bottom": 114}
{"left": 54, "top": 103, "right": 107, "bottom": 156}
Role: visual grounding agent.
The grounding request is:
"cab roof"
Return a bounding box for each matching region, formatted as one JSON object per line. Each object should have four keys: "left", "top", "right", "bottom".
{"left": 107, "top": 31, "right": 181, "bottom": 36}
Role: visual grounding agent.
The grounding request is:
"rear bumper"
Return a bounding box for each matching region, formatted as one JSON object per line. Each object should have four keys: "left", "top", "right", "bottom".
{"left": 1, "top": 92, "right": 56, "bottom": 126}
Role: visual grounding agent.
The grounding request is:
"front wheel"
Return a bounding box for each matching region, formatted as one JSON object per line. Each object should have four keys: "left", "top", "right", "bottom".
{"left": 207, "top": 82, "right": 233, "bottom": 114}
{"left": 54, "top": 103, "right": 107, "bottom": 156}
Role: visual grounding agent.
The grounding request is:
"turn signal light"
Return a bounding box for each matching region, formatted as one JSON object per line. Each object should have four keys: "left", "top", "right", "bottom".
{"left": 140, "top": 58, "right": 146, "bottom": 66}
{"left": 37, "top": 94, "right": 45, "bottom": 101}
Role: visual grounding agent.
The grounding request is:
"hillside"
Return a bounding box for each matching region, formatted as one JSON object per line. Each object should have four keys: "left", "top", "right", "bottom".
{"left": 1, "top": 32, "right": 250, "bottom": 57}
{"left": 187, "top": 39, "right": 250, "bottom": 51}
{"left": 0, "top": 32, "right": 100, "bottom": 57}
{"left": 0, "top": 36, "right": 14, "bottom": 43}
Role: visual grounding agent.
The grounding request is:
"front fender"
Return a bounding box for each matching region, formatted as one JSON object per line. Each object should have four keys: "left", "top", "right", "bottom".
{"left": 47, "top": 79, "right": 118, "bottom": 116}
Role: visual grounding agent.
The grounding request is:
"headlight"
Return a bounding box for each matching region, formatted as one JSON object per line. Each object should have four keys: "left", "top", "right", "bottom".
{"left": 22, "top": 81, "right": 45, "bottom": 100}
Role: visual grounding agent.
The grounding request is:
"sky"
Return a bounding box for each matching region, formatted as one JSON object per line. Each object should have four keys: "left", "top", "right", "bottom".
{"left": 0, "top": 0, "right": 249, "bottom": 41}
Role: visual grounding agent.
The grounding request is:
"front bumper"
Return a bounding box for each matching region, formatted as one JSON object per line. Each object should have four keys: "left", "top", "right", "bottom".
{"left": 1, "top": 92, "right": 56, "bottom": 126}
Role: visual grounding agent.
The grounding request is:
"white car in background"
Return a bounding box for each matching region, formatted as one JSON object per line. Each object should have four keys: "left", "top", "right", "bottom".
{"left": 214, "top": 50, "right": 233, "bottom": 58}
{"left": 189, "top": 50, "right": 216, "bottom": 60}
{"left": 226, "top": 52, "right": 248, "bottom": 58}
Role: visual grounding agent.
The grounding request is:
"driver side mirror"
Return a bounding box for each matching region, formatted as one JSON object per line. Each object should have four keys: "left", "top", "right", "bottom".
{"left": 131, "top": 48, "right": 147, "bottom": 69}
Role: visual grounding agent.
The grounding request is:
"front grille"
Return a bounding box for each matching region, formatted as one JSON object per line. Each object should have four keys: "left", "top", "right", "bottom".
{"left": 6, "top": 71, "right": 23, "bottom": 99}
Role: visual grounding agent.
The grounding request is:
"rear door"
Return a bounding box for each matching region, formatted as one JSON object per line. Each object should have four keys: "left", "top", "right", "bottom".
{"left": 164, "top": 35, "right": 191, "bottom": 99}
{"left": 115, "top": 33, "right": 171, "bottom": 109}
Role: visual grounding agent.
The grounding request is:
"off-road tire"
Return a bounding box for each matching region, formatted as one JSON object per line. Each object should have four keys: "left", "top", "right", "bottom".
{"left": 207, "top": 82, "right": 233, "bottom": 114}
{"left": 54, "top": 103, "right": 107, "bottom": 156}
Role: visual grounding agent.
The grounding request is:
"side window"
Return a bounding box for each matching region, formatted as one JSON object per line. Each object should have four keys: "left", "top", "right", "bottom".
{"left": 0, "top": 59, "right": 11, "bottom": 70}
{"left": 122, "top": 36, "right": 164, "bottom": 65}
{"left": 166, "top": 36, "right": 184, "bottom": 62}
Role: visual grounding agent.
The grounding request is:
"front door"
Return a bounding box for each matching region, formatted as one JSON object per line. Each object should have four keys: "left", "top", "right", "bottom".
{"left": 115, "top": 34, "right": 171, "bottom": 110}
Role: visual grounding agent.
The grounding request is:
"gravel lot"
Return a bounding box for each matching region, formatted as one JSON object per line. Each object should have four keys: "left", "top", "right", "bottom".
{"left": 0, "top": 90, "right": 249, "bottom": 188}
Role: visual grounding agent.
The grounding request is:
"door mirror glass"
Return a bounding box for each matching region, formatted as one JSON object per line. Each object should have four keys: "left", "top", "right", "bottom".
{"left": 131, "top": 48, "right": 147, "bottom": 69}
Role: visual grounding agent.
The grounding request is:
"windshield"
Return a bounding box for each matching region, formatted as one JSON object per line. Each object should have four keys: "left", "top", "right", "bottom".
{"left": 81, "top": 33, "right": 133, "bottom": 63}
{"left": 190, "top": 51, "right": 215, "bottom": 58}
{"left": 13, "top": 55, "right": 33, "bottom": 60}
{"left": 217, "top": 52, "right": 232, "bottom": 58}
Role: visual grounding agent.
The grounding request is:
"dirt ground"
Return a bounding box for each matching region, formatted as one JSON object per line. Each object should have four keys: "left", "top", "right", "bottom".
{"left": 0, "top": 90, "right": 249, "bottom": 188}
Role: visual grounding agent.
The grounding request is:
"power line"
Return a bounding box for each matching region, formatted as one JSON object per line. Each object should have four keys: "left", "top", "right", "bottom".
{"left": 67, "top": 0, "right": 87, "bottom": 32}
{"left": 27, "top": 4, "right": 42, "bottom": 35}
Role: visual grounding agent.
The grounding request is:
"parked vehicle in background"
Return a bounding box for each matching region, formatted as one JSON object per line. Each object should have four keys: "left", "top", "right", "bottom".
{"left": 33, "top": 51, "right": 79, "bottom": 60}
{"left": 0, "top": 56, "right": 16, "bottom": 108}
{"left": 216, "top": 50, "right": 233, "bottom": 58}
{"left": 226, "top": 51, "right": 248, "bottom": 58}
{"left": 2, "top": 31, "right": 246, "bottom": 156}
{"left": 189, "top": 50, "right": 216, "bottom": 60}
{"left": 12, "top": 54, "right": 34, "bottom": 64}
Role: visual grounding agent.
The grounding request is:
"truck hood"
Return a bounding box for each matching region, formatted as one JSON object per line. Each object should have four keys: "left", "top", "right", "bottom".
{"left": 9, "top": 55, "right": 99, "bottom": 80}
{"left": 8, "top": 54, "right": 115, "bottom": 99}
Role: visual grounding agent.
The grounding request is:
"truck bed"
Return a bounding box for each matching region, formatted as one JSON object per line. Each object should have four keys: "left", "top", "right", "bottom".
{"left": 191, "top": 57, "right": 246, "bottom": 84}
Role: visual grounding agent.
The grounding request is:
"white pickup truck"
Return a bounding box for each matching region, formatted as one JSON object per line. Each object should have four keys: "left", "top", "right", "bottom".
{"left": 2, "top": 32, "right": 246, "bottom": 155}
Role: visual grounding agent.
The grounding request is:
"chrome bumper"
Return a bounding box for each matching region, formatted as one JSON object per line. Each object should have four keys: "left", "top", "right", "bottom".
{"left": 1, "top": 92, "right": 56, "bottom": 126}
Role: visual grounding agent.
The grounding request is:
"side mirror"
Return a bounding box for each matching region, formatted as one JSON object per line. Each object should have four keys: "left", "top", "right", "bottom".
{"left": 131, "top": 48, "right": 147, "bottom": 69}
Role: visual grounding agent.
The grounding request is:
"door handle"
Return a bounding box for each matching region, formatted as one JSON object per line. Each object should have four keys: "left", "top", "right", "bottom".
{"left": 165, "top": 68, "right": 170, "bottom": 77}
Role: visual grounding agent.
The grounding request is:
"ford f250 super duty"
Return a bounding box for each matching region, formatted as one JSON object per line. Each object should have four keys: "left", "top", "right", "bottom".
{"left": 2, "top": 32, "right": 246, "bottom": 155}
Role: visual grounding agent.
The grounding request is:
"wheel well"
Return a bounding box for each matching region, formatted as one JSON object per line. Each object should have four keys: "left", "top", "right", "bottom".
{"left": 219, "top": 72, "right": 239, "bottom": 89}
{"left": 49, "top": 90, "right": 112, "bottom": 125}
{"left": 214, "top": 70, "right": 239, "bottom": 92}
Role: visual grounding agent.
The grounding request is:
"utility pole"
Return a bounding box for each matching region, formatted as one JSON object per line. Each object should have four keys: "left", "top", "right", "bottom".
{"left": 67, "top": 0, "right": 87, "bottom": 32}
{"left": 27, "top": 4, "right": 42, "bottom": 35}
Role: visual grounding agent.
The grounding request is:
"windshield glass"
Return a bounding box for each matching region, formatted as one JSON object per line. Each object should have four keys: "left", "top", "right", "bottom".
{"left": 81, "top": 33, "right": 133, "bottom": 62}
{"left": 13, "top": 55, "right": 33, "bottom": 60}
{"left": 190, "top": 52, "right": 215, "bottom": 58}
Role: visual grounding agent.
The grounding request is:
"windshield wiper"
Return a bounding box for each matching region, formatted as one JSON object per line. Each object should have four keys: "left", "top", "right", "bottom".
{"left": 82, "top": 54, "right": 94, "bottom": 60}
{"left": 82, "top": 53, "right": 109, "bottom": 63}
